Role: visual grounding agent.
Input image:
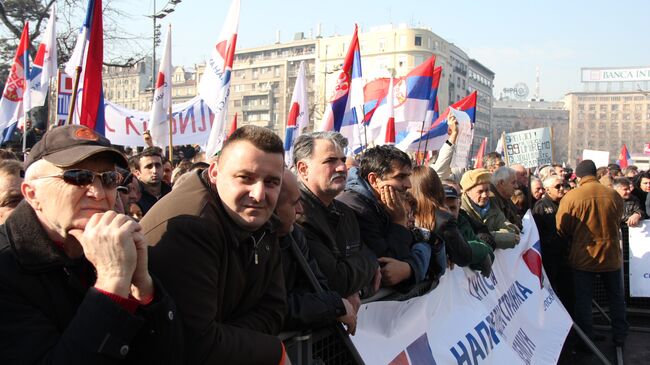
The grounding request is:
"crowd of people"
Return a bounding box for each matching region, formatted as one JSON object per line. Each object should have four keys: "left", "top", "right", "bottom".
{"left": 0, "top": 118, "right": 648, "bottom": 364}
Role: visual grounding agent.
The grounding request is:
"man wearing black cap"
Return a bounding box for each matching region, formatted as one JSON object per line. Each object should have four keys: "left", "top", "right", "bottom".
{"left": 0, "top": 125, "right": 181, "bottom": 364}
{"left": 556, "top": 159, "right": 627, "bottom": 347}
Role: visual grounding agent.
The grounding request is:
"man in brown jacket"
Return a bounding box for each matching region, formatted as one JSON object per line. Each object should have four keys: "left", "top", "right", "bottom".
{"left": 556, "top": 159, "right": 628, "bottom": 347}
{"left": 142, "top": 126, "right": 288, "bottom": 364}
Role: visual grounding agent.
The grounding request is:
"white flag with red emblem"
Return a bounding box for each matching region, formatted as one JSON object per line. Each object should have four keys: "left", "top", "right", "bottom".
{"left": 150, "top": 24, "right": 173, "bottom": 147}
{"left": 284, "top": 61, "right": 308, "bottom": 165}
{"left": 201, "top": 0, "right": 239, "bottom": 156}
{"left": 29, "top": 4, "right": 57, "bottom": 107}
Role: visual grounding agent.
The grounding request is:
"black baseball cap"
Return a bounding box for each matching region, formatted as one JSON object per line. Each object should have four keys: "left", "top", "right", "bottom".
{"left": 443, "top": 185, "right": 459, "bottom": 199}
{"left": 25, "top": 125, "right": 128, "bottom": 169}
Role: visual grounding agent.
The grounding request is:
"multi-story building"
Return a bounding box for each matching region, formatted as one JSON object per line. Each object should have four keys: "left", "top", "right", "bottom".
{"left": 564, "top": 66, "right": 650, "bottom": 164}
{"left": 102, "top": 59, "right": 151, "bottom": 110}
{"left": 468, "top": 59, "right": 495, "bottom": 155}
{"left": 492, "top": 99, "right": 569, "bottom": 164}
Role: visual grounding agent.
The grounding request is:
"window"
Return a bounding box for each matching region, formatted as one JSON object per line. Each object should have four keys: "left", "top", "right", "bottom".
{"left": 414, "top": 36, "right": 422, "bottom": 46}
{"left": 234, "top": 100, "right": 241, "bottom": 107}
{"left": 588, "top": 104, "right": 596, "bottom": 111}
{"left": 578, "top": 104, "right": 585, "bottom": 111}
{"left": 599, "top": 104, "right": 607, "bottom": 111}
{"left": 635, "top": 104, "right": 643, "bottom": 111}
{"left": 611, "top": 104, "right": 619, "bottom": 111}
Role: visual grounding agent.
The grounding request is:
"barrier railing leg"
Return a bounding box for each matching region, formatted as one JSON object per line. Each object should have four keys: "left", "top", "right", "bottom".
{"left": 572, "top": 322, "right": 612, "bottom": 365}
{"left": 593, "top": 299, "right": 613, "bottom": 324}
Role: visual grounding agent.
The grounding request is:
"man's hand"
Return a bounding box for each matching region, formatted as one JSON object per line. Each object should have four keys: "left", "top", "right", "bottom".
{"left": 346, "top": 292, "right": 361, "bottom": 314}
{"left": 378, "top": 257, "right": 412, "bottom": 286}
{"left": 627, "top": 212, "right": 642, "bottom": 227}
{"left": 372, "top": 267, "right": 382, "bottom": 294}
{"left": 447, "top": 113, "right": 459, "bottom": 144}
{"left": 130, "top": 222, "right": 154, "bottom": 302}
{"left": 69, "top": 211, "right": 140, "bottom": 298}
{"left": 380, "top": 186, "right": 407, "bottom": 226}
{"left": 337, "top": 298, "right": 358, "bottom": 335}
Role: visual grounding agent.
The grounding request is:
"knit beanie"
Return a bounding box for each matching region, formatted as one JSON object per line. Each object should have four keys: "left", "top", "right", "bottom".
{"left": 460, "top": 168, "right": 492, "bottom": 192}
{"left": 575, "top": 160, "right": 597, "bottom": 178}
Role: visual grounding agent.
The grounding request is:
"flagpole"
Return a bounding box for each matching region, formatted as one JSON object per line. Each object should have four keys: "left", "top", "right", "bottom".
{"left": 550, "top": 127, "right": 555, "bottom": 163}
{"left": 66, "top": 66, "right": 82, "bottom": 125}
{"left": 50, "top": 70, "right": 60, "bottom": 129}
{"left": 167, "top": 104, "right": 173, "bottom": 161}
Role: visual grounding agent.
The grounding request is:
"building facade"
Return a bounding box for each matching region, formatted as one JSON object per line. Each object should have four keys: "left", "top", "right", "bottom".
{"left": 492, "top": 100, "right": 569, "bottom": 164}
{"left": 468, "top": 59, "right": 495, "bottom": 155}
{"left": 565, "top": 91, "right": 650, "bottom": 165}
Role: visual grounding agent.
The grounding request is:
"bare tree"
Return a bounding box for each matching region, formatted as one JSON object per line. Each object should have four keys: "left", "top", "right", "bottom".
{"left": 0, "top": 0, "right": 149, "bottom": 89}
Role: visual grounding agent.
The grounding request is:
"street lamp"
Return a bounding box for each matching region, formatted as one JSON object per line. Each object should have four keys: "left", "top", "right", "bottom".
{"left": 146, "top": 0, "right": 181, "bottom": 90}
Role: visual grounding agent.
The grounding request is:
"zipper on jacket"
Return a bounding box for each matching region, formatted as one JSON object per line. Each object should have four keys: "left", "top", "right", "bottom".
{"left": 251, "top": 232, "right": 266, "bottom": 265}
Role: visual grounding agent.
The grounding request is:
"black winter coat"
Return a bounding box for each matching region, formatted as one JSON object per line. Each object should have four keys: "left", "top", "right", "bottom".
{"left": 0, "top": 201, "right": 181, "bottom": 364}
{"left": 297, "top": 183, "right": 378, "bottom": 298}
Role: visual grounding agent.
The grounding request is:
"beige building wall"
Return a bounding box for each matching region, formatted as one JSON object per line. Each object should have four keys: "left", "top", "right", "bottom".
{"left": 565, "top": 91, "right": 650, "bottom": 165}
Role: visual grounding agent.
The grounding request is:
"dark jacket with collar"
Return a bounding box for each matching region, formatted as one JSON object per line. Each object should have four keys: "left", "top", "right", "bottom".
{"left": 490, "top": 183, "right": 523, "bottom": 230}
{"left": 280, "top": 226, "right": 345, "bottom": 331}
{"left": 622, "top": 195, "right": 647, "bottom": 223}
{"left": 297, "top": 182, "right": 378, "bottom": 298}
{"left": 142, "top": 169, "right": 286, "bottom": 365}
{"left": 136, "top": 180, "right": 171, "bottom": 215}
{"left": 532, "top": 194, "right": 569, "bottom": 257}
{"left": 0, "top": 201, "right": 181, "bottom": 365}
{"left": 336, "top": 168, "right": 422, "bottom": 283}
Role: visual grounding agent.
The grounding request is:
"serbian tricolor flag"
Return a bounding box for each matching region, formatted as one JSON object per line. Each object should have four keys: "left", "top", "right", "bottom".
{"left": 425, "top": 66, "right": 442, "bottom": 128}
{"left": 29, "top": 4, "right": 57, "bottom": 108}
{"left": 0, "top": 23, "right": 30, "bottom": 141}
{"left": 150, "top": 24, "right": 173, "bottom": 147}
{"left": 397, "top": 91, "right": 477, "bottom": 152}
{"left": 617, "top": 144, "right": 631, "bottom": 169}
{"left": 473, "top": 137, "right": 487, "bottom": 169}
{"left": 363, "top": 57, "right": 436, "bottom": 145}
{"left": 64, "top": 0, "right": 105, "bottom": 134}
{"left": 201, "top": 0, "right": 239, "bottom": 156}
{"left": 284, "top": 61, "right": 308, "bottom": 165}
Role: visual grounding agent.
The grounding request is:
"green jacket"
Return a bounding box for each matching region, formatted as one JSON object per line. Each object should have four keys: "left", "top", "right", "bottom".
{"left": 456, "top": 210, "right": 495, "bottom": 270}
{"left": 461, "top": 194, "right": 521, "bottom": 249}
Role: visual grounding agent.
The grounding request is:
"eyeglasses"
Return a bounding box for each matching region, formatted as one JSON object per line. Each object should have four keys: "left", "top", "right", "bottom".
{"left": 34, "top": 169, "right": 122, "bottom": 189}
{"left": 553, "top": 184, "right": 565, "bottom": 190}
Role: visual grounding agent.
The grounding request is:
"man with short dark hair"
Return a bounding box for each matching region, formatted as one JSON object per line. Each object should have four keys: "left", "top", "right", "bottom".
{"left": 613, "top": 177, "right": 646, "bottom": 227}
{"left": 294, "top": 132, "right": 379, "bottom": 298}
{"left": 133, "top": 147, "right": 170, "bottom": 215}
{"left": 483, "top": 152, "right": 504, "bottom": 173}
{"left": 143, "top": 125, "right": 288, "bottom": 364}
{"left": 0, "top": 125, "right": 180, "bottom": 364}
{"left": 557, "top": 159, "right": 627, "bottom": 347}
{"left": 337, "top": 145, "right": 428, "bottom": 287}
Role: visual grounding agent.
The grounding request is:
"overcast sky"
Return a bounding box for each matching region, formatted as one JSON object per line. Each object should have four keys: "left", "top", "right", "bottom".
{"left": 111, "top": 0, "right": 650, "bottom": 101}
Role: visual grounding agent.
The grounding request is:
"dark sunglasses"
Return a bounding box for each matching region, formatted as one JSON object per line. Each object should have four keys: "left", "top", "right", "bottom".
{"left": 553, "top": 184, "right": 565, "bottom": 190}
{"left": 35, "top": 169, "right": 122, "bottom": 189}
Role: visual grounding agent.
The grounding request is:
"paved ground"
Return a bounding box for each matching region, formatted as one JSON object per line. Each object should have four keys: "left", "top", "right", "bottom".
{"left": 558, "top": 313, "right": 650, "bottom": 365}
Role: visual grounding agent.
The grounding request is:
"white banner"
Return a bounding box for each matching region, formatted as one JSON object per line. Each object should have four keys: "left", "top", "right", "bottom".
{"left": 450, "top": 107, "right": 474, "bottom": 169}
{"left": 504, "top": 127, "right": 553, "bottom": 168}
{"left": 104, "top": 96, "right": 214, "bottom": 147}
{"left": 352, "top": 212, "right": 572, "bottom": 365}
{"left": 629, "top": 220, "right": 650, "bottom": 297}
{"left": 582, "top": 149, "right": 610, "bottom": 168}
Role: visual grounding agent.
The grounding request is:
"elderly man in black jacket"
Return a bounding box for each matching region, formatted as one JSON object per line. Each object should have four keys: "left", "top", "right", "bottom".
{"left": 143, "top": 126, "right": 288, "bottom": 365}
{"left": 532, "top": 175, "right": 573, "bottom": 313}
{"left": 276, "top": 169, "right": 358, "bottom": 335}
{"left": 294, "top": 132, "right": 379, "bottom": 299}
{"left": 0, "top": 125, "right": 180, "bottom": 364}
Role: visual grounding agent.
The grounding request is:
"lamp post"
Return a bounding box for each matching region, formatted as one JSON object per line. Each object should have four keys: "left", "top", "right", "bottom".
{"left": 147, "top": 0, "right": 181, "bottom": 90}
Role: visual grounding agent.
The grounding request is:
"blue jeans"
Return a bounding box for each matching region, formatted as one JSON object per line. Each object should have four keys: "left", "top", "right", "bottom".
{"left": 573, "top": 268, "right": 629, "bottom": 342}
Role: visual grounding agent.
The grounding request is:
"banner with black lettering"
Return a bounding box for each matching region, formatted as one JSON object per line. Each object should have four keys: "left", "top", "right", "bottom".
{"left": 628, "top": 220, "right": 650, "bottom": 297}
{"left": 351, "top": 212, "right": 572, "bottom": 364}
{"left": 103, "top": 96, "right": 214, "bottom": 147}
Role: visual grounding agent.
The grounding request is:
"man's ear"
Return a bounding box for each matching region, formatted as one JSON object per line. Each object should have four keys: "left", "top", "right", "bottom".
{"left": 296, "top": 160, "right": 308, "bottom": 181}
{"left": 21, "top": 181, "right": 39, "bottom": 210}
{"left": 367, "top": 172, "right": 380, "bottom": 189}
{"left": 207, "top": 161, "right": 218, "bottom": 184}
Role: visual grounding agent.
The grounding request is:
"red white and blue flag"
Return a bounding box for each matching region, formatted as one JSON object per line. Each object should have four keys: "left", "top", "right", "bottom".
{"left": 64, "top": 0, "right": 105, "bottom": 134}
{"left": 284, "top": 61, "right": 308, "bottom": 165}
{"left": 0, "top": 23, "right": 30, "bottom": 142}
{"left": 150, "top": 24, "right": 173, "bottom": 147}
{"left": 523, "top": 240, "right": 544, "bottom": 288}
{"left": 617, "top": 144, "right": 631, "bottom": 169}
{"left": 397, "top": 91, "right": 477, "bottom": 152}
{"left": 29, "top": 4, "right": 57, "bottom": 108}
{"left": 362, "top": 57, "right": 436, "bottom": 145}
{"left": 473, "top": 136, "right": 487, "bottom": 169}
{"left": 321, "top": 25, "right": 365, "bottom": 154}
{"left": 201, "top": 0, "right": 239, "bottom": 156}
{"left": 375, "top": 77, "right": 396, "bottom": 145}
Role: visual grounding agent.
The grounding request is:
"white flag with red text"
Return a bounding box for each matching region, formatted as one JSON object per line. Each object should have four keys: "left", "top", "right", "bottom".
{"left": 150, "top": 24, "right": 173, "bottom": 147}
